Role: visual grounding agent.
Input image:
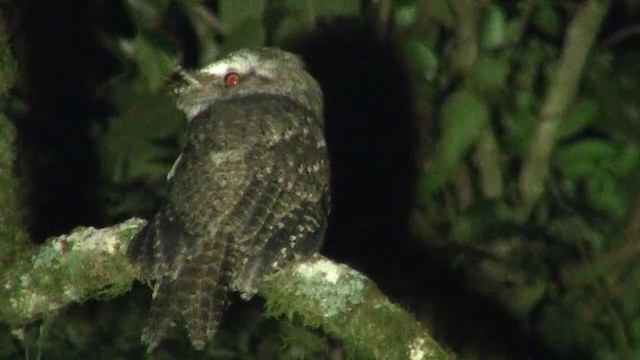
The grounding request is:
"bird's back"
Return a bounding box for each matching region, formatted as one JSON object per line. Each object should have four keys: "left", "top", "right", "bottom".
{"left": 128, "top": 93, "right": 330, "bottom": 351}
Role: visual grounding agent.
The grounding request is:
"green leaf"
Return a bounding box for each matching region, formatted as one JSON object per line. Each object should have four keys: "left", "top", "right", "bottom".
{"left": 122, "top": 0, "right": 171, "bottom": 30}
{"left": 219, "top": 0, "right": 266, "bottom": 29}
{"left": 503, "top": 108, "right": 535, "bottom": 156}
{"left": 451, "top": 201, "right": 517, "bottom": 243}
{"left": 311, "top": 0, "right": 359, "bottom": 18}
{"left": 516, "top": 91, "right": 537, "bottom": 111}
{"left": 506, "top": 280, "right": 547, "bottom": 319}
{"left": 403, "top": 39, "right": 438, "bottom": 79}
{"left": 285, "top": 0, "right": 307, "bottom": 11}
{"left": 555, "top": 140, "right": 616, "bottom": 179}
{"left": 481, "top": 5, "right": 508, "bottom": 49}
{"left": 221, "top": 17, "right": 266, "bottom": 53}
{"left": 101, "top": 78, "right": 183, "bottom": 186}
{"left": 394, "top": 4, "right": 417, "bottom": 29}
{"left": 505, "top": 19, "right": 525, "bottom": 44}
{"left": 472, "top": 54, "right": 510, "bottom": 91}
{"left": 586, "top": 173, "right": 627, "bottom": 219}
{"left": 441, "top": 90, "right": 490, "bottom": 159}
{"left": 284, "top": 0, "right": 359, "bottom": 22}
{"left": 523, "top": 38, "right": 556, "bottom": 67}
{"left": 272, "top": 17, "right": 310, "bottom": 45}
{"left": 219, "top": 0, "right": 266, "bottom": 52}
{"left": 547, "top": 216, "right": 605, "bottom": 253}
{"left": 420, "top": 0, "right": 455, "bottom": 28}
{"left": 556, "top": 99, "right": 599, "bottom": 141}
{"left": 539, "top": 305, "right": 607, "bottom": 356}
{"left": 422, "top": 89, "right": 489, "bottom": 195}
{"left": 611, "top": 144, "right": 640, "bottom": 176}
{"left": 132, "top": 34, "right": 178, "bottom": 92}
{"left": 532, "top": 3, "right": 561, "bottom": 37}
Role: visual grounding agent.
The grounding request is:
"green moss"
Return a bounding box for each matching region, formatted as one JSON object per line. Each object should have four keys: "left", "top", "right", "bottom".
{"left": 293, "top": 259, "right": 365, "bottom": 318}
{"left": 263, "top": 257, "right": 453, "bottom": 360}
{"left": 0, "top": 219, "right": 146, "bottom": 325}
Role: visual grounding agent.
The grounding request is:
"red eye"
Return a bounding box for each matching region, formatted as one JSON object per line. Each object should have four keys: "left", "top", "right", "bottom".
{"left": 224, "top": 72, "right": 241, "bottom": 87}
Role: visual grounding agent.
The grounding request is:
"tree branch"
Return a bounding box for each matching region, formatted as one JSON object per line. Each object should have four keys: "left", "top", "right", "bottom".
{"left": 518, "top": 0, "right": 610, "bottom": 208}
{"left": 0, "top": 219, "right": 454, "bottom": 360}
{"left": 0, "top": 219, "right": 146, "bottom": 325}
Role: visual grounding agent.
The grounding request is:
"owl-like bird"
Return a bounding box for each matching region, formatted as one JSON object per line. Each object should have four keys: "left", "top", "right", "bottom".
{"left": 127, "top": 47, "right": 329, "bottom": 351}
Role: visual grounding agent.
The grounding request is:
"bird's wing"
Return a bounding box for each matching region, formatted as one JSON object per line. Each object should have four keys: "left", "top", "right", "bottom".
{"left": 127, "top": 100, "right": 328, "bottom": 351}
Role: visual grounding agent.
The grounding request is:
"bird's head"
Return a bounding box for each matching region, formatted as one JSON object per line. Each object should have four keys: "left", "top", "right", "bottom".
{"left": 175, "top": 47, "right": 323, "bottom": 122}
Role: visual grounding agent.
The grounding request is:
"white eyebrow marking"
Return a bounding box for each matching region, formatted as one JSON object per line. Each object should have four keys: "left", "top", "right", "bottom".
{"left": 200, "top": 53, "right": 258, "bottom": 76}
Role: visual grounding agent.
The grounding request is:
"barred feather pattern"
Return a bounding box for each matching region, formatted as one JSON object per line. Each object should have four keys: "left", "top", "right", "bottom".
{"left": 128, "top": 92, "right": 329, "bottom": 351}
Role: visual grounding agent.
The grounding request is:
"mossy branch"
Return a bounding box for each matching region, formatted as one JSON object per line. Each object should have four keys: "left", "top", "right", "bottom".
{"left": 518, "top": 0, "right": 610, "bottom": 208}
{"left": 0, "top": 219, "right": 454, "bottom": 360}
{"left": 0, "top": 219, "right": 146, "bottom": 325}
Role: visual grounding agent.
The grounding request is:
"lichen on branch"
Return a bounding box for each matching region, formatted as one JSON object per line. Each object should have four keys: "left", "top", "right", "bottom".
{"left": 0, "top": 219, "right": 454, "bottom": 360}
{"left": 0, "top": 219, "right": 146, "bottom": 325}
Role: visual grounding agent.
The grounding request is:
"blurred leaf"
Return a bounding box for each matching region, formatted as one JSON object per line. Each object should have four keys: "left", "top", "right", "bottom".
{"left": 394, "top": 4, "right": 418, "bottom": 29}
{"left": 219, "top": 0, "right": 266, "bottom": 29}
{"left": 122, "top": 0, "right": 171, "bottom": 30}
{"left": 180, "top": 1, "right": 221, "bottom": 65}
{"left": 451, "top": 201, "right": 518, "bottom": 243}
{"left": 219, "top": 0, "right": 266, "bottom": 53}
{"left": 0, "top": 324, "right": 19, "bottom": 358}
{"left": 272, "top": 16, "right": 309, "bottom": 45}
{"left": 422, "top": 89, "right": 489, "bottom": 195}
{"left": 505, "top": 18, "right": 525, "bottom": 44}
{"left": 441, "top": 89, "right": 490, "bottom": 159}
{"left": 286, "top": 0, "right": 359, "bottom": 19}
{"left": 556, "top": 99, "right": 599, "bottom": 141}
{"left": 506, "top": 279, "right": 547, "bottom": 319}
{"left": 516, "top": 91, "right": 537, "bottom": 111}
{"left": 285, "top": 0, "right": 307, "bottom": 11}
{"left": 588, "top": 55, "right": 640, "bottom": 140}
{"left": 132, "top": 34, "right": 178, "bottom": 91}
{"left": 419, "top": 0, "right": 455, "bottom": 28}
{"left": 474, "top": 128, "right": 503, "bottom": 198}
{"left": 221, "top": 17, "right": 266, "bottom": 53}
{"left": 586, "top": 173, "right": 628, "bottom": 219}
{"left": 538, "top": 304, "right": 608, "bottom": 357}
{"left": 547, "top": 216, "right": 605, "bottom": 253}
{"left": 503, "top": 107, "right": 535, "bottom": 155}
{"left": 555, "top": 139, "right": 616, "bottom": 180}
{"left": 472, "top": 54, "right": 510, "bottom": 91}
{"left": 532, "top": 2, "right": 561, "bottom": 37}
{"left": 403, "top": 38, "right": 438, "bottom": 80}
{"left": 481, "top": 5, "right": 508, "bottom": 50}
{"left": 523, "top": 38, "right": 556, "bottom": 68}
{"left": 311, "top": 0, "right": 359, "bottom": 18}
{"left": 611, "top": 144, "right": 640, "bottom": 176}
{"left": 101, "top": 78, "right": 183, "bottom": 186}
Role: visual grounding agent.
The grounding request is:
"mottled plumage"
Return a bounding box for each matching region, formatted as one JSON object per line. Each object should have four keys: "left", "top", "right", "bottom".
{"left": 127, "top": 48, "right": 329, "bottom": 351}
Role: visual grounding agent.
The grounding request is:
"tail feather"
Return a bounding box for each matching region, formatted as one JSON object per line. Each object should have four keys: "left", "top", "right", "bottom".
{"left": 140, "top": 281, "right": 178, "bottom": 352}
{"left": 177, "top": 232, "right": 235, "bottom": 350}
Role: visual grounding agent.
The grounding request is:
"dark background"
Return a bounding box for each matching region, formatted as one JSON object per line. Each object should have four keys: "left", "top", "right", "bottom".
{"left": 2, "top": 0, "right": 640, "bottom": 359}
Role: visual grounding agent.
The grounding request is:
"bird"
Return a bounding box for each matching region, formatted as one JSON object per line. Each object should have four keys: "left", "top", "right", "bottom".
{"left": 127, "top": 47, "right": 330, "bottom": 351}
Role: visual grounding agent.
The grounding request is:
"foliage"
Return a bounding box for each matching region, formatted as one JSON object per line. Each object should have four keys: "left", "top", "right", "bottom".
{"left": 407, "top": 0, "right": 640, "bottom": 358}
{"left": 2, "top": 0, "right": 640, "bottom": 359}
